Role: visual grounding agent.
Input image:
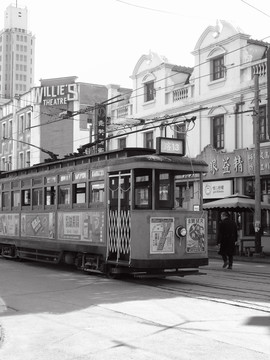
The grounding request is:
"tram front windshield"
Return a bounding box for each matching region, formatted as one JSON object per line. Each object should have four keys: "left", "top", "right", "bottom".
{"left": 134, "top": 168, "right": 194, "bottom": 210}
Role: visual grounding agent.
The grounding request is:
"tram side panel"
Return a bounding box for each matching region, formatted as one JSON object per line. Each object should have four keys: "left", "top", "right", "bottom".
{"left": 0, "top": 210, "right": 107, "bottom": 266}
{"left": 129, "top": 210, "right": 208, "bottom": 269}
{"left": 0, "top": 212, "right": 21, "bottom": 257}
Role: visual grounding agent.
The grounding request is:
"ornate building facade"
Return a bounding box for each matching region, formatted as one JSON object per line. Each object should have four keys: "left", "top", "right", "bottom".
{"left": 107, "top": 20, "right": 270, "bottom": 252}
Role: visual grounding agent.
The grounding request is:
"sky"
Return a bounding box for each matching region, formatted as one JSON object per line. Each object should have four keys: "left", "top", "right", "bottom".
{"left": 1, "top": 0, "right": 270, "bottom": 88}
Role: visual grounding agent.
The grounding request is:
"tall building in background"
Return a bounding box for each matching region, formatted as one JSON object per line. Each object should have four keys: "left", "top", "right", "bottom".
{"left": 0, "top": 4, "right": 35, "bottom": 100}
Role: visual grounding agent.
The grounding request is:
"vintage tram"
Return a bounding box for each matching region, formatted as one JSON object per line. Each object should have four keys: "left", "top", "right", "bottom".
{"left": 0, "top": 140, "right": 208, "bottom": 277}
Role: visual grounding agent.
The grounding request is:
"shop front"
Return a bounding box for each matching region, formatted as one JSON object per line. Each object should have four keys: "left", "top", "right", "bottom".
{"left": 198, "top": 145, "right": 270, "bottom": 253}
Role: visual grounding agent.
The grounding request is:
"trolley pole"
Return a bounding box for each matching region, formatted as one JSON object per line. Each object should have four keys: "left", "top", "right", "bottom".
{"left": 253, "top": 73, "right": 262, "bottom": 254}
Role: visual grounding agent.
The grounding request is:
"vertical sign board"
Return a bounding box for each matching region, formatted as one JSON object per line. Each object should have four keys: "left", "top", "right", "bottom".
{"left": 94, "top": 104, "right": 106, "bottom": 153}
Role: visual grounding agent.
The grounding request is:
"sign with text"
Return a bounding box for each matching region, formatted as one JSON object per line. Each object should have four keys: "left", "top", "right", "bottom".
{"left": 197, "top": 144, "right": 270, "bottom": 180}
{"left": 156, "top": 137, "right": 185, "bottom": 156}
{"left": 94, "top": 104, "right": 106, "bottom": 153}
{"left": 58, "top": 211, "right": 105, "bottom": 243}
{"left": 33, "top": 83, "right": 78, "bottom": 106}
{"left": 203, "top": 180, "right": 233, "bottom": 199}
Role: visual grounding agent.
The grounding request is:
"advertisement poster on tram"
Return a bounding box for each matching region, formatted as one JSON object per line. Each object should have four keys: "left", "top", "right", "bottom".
{"left": 186, "top": 218, "right": 205, "bottom": 253}
{"left": 21, "top": 213, "right": 55, "bottom": 239}
{"left": 150, "top": 217, "right": 174, "bottom": 254}
{"left": 58, "top": 211, "right": 105, "bottom": 243}
{"left": 0, "top": 214, "right": 19, "bottom": 236}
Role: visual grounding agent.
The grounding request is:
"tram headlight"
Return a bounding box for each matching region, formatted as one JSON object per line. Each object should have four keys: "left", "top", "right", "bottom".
{"left": 175, "top": 225, "right": 187, "bottom": 238}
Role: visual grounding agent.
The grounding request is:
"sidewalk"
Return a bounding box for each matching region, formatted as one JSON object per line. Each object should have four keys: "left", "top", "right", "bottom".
{"left": 208, "top": 246, "right": 270, "bottom": 264}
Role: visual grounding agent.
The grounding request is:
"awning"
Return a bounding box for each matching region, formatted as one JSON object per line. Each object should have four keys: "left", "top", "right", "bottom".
{"left": 203, "top": 193, "right": 270, "bottom": 211}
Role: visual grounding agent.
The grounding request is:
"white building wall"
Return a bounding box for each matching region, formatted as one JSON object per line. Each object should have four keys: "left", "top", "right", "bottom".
{"left": 107, "top": 21, "right": 268, "bottom": 166}
{"left": 4, "top": 4, "right": 28, "bottom": 30}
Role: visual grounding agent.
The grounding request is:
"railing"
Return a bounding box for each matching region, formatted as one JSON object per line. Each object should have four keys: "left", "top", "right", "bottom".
{"left": 173, "top": 86, "right": 189, "bottom": 101}
{"left": 165, "top": 84, "right": 192, "bottom": 104}
{"left": 252, "top": 59, "right": 267, "bottom": 77}
{"left": 117, "top": 106, "right": 129, "bottom": 118}
{"left": 116, "top": 103, "right": 133, "bottom": 118}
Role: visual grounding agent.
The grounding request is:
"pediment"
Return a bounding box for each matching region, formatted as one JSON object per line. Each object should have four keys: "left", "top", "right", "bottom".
{"left": 131, "top": 51, "right": 168, "bottom": 78}
{"left": 193, "top": 20, "right": 248, "bottom": 52}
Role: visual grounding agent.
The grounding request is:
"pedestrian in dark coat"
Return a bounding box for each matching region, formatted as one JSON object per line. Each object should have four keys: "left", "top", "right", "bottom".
{"left": 217, "top": 211, "right": 237, "bottom": 269}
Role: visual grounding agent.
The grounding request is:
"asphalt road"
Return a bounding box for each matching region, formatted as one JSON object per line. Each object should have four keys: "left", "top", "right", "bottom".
{"left": 0, "top": 257, "right": 270, "bottom": 360}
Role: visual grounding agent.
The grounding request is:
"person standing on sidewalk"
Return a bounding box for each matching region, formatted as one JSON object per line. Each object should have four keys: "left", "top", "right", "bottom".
{"left": 217, "top": 211, "right": 238, "bottom": 269}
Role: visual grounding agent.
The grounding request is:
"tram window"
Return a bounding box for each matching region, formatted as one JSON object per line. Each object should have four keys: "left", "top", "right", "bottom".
{"left": 22, "top": 189, "right": 31, "bottom": 206}
{"left": 134, "top": 170, "right": 152, "bottom": 209}
{"left": 90, "top": 182, "right": 104, "bottom": 203}
{"left": 12, "top": 190, "right": 21, "bottom": 207}
{"left": 175, "top": 182, "right": 194, "bottom": 208}
{"left": 58, "top": 185, "right": 71, "bottom": 205}
{"left": 2, "top": 191, "right": 10, "bottom": 208}
{"left": 73, "top": 183, "right": 86, "bottom": 204}
{"left": 45, "top": 186, "right": 55, "bottom": 205}
{"left": 135, "top": 188, "right": 150, "bottom": 208}
{"left": 159, "top": 174, "right": 170, "bottom": 201}
{"left": 32, "top": 188, "right": 43, "bottom": 206}
{"left": 156, "top": 171, "right": 173, "bottom": 209}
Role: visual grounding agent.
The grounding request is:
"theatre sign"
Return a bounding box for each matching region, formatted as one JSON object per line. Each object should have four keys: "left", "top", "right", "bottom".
{"left": 33, "top": 83, "right": 78, "bottom": 106}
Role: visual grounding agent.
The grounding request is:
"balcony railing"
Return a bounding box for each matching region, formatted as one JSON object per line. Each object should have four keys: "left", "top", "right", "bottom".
{"left": 116, "top": 103, "right": 133, "bottom": 118}
{"left": 252, "top": 59, "right": 267, "bottom": 77}
{"left": 173, "top": 86, "right": 189, "bottom": 101}
{"left": 165, "top": 84, "right": 193, "bottom": 104}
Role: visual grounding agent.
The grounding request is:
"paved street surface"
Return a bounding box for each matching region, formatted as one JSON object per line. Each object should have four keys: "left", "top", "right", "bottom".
{"left": 0, "top": 257, "right": 270, "bottom": 360}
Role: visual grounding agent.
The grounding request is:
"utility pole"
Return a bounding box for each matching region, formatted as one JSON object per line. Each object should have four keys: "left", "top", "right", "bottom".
{"left": 253, "top": 73, "right": 262, "bottom": 253}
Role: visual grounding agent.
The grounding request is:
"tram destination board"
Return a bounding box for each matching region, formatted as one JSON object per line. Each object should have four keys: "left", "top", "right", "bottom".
{"left": 156, "top": 137, "right": 185, "bottom": 156}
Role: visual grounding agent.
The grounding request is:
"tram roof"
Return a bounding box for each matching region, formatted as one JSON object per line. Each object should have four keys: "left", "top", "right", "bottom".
{"left": 0, "top": 147, "right": 208, "bottom": 178}
{"left": 107, "top": 153, "right": 208, "bottom": 173}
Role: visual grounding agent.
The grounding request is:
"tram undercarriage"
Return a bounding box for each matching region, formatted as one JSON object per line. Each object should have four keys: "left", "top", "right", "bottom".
{"left": 0, "top": 242, "right": 207, "bottom": 278}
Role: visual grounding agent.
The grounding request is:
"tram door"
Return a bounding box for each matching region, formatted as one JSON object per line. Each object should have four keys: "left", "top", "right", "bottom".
{"left": 107, "top": 172, "right": 131, "bottom": 262}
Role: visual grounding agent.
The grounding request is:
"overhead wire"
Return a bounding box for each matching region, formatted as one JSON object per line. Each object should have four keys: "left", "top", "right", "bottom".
{"left": 1, "top": 65, "right": 264, "bottom": 162}
{"left": 1, "top": 0, "right": 270, "bottom": 113}
{"left": 241, "top": 0, "right": 270, "bottom": 18}
{"left": 115, "top": 0, "right": 180, "bottom": 16}
{"left": 1, "top": 29, "right": 269, "bottom": 131}
{"left": 1, "top": 48, "right": 266, "bottom": 159}
{"left": 1, "top": 29, "right": 270, "bottom": 117}
{"left": 1, "top": 18, "right": 270, "bottom": 159}
{"left": 17, "top": 51, "right": 266, "bottom": 133}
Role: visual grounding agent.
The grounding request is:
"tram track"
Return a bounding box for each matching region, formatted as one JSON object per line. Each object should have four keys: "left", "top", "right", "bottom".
{"left": 2, "top": 254, "right": 270, "bottom": 314}
{"left": 130, "top": 268, "right": 270, "bottom": 314}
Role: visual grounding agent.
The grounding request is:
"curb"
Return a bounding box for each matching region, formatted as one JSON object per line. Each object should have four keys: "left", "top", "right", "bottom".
{"left": 209, "top": 250, "right": 270, "bottom": 264}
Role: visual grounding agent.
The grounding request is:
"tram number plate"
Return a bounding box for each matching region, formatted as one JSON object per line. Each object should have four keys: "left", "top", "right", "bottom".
{"left": 156, "top": 137, "right": 185, "bottom": 156}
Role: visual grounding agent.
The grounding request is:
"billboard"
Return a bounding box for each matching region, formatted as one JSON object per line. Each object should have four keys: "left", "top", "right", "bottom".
{"left": 33, "top": 83, "right": 78, "bottom": 106}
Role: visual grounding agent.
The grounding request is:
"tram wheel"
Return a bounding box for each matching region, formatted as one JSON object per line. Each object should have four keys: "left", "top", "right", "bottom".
{"left": 106, "top": 265, "right": 119, "bottom": 279}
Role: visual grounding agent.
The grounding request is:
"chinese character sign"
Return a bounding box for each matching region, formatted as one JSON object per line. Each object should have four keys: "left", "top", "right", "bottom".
{"left": 94, "top": 104, "right": 107, "bottom": 153}
{"left": 209, "top": 159, "right": 218, "bottom": 174}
